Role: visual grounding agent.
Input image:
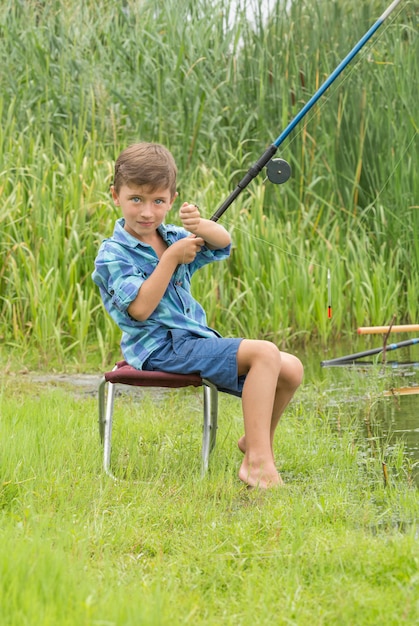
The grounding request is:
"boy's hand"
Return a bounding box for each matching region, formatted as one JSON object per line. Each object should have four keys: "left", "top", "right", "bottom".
{"left": 179, "top": 202, "right": 201, "bottom": 233}
{"left": 166, "top": 234, "right": 204, "bottom": 265}
{"left": 179, "top": 200, "right": 231, "bottom": 251}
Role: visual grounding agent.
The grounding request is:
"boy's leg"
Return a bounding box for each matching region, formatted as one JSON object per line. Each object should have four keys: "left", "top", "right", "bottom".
{"left": 237, "top": 350, "right": 304, "bottom": 454}
{"left": 236, "top": 340, "right": 303, "bottom": 488}
{"left": 270, "top": 351, "right": 304, "bottom": 449}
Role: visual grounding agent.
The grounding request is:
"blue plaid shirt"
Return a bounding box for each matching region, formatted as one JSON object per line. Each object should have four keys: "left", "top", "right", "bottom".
{"left": 92, "top": 218, "right": 231, "bottom": 368}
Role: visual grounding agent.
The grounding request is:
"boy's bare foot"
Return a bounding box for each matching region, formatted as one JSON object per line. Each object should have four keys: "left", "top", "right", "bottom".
{"left": 237, "top": 435, "right": 246, "bottom": 454}
{"left": 238, "top": 460, "right": 284, "bottom": 489}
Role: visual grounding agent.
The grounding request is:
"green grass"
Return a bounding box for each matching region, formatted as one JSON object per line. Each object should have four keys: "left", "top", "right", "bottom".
{"left": 1, "top": 371, "right": 418, "bottom": 625}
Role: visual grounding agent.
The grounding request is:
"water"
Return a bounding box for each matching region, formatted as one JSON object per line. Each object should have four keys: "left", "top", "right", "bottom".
{"left": 299, "top": 341, "right": 419, "bottom": 487}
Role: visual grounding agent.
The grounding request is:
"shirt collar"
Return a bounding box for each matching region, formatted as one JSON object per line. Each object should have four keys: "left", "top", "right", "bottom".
{"left": 112, "top": 218, "right": 178, "bottom": 248}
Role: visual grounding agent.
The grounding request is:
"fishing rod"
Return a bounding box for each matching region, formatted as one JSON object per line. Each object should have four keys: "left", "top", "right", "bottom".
{"left": 210, "top": 0, "right": 403, "bottom": 222}
{"left": 320, "top": 337, "right": 419, "bottom": 367}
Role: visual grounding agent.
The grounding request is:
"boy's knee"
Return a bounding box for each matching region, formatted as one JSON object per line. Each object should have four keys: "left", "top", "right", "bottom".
{"left": 288, "top": 354, "right": 304, "bottom": 388}
{"left": 296, "top": 357, "right": 304, "bottom": 385}
{"left": 260, "top": 341, "right": 282, "bottom": 371}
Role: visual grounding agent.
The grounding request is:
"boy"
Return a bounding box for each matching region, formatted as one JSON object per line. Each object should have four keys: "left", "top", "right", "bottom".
{"left": 92, "top": 142, "right": 303, "bottom": 488}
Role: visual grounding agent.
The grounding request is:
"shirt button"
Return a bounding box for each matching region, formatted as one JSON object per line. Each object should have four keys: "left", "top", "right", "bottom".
{"left": 186, "top": 308, "right": 190, "bottom": 313}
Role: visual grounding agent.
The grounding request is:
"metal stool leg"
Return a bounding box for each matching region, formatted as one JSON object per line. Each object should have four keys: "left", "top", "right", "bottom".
{"left": 201, "top": 379, "right": 218, "bottom": 476}
{"left": 103, "top": 381, "right": 116, "bottom": 476}
{"left": 98, "top": 377, "right": 106, "bottom": 442}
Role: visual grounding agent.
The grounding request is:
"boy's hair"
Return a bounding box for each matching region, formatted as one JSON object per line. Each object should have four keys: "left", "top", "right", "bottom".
{"left": 113, "top": 142, "right": 177, "bottom": 196}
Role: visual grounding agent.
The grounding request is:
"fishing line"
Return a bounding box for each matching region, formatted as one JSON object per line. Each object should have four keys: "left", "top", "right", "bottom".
{"left": 361, "top": 130, "right": 418, "bottom": 217}
{"left": 254, "top": 2, "right": 406, "bottom": 210}
{"left": 208, "top": 132, "right": 416, "bottom": 308}
{"left": 216, "top": 115, "right": 414, "bottom": 315}
{"left": 333, "top": 125, "right": 418, "bottom": 279}
{"left": 207, "top": 1, "right": 407, "bottom": 325}
{"left": 210, "top": 0, "right": 404, "bottom": 223}
{"left": 216, "top": 221, "right": 329, "bottom": 270}
{"left": 269, "top": 3, "right": 404, "bottom": 156}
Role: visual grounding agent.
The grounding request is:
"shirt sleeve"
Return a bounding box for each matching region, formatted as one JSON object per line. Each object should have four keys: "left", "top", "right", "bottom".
{"left": 189, "top": 242, "right": 231, "bottom": 274}
{"left": 92, "top": 242, "right": 145, "bottom": 313}
{"left": 166, "top": 225, "right": 231, "bottom": 275}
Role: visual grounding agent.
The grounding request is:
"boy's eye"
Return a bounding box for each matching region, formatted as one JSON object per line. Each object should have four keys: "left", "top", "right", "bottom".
{"left": 129, "top": 197, "right": 165, "bottom": 204}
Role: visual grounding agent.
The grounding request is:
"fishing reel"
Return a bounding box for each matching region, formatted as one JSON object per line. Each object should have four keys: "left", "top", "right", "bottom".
{"left": 265, "top": 158, "right": 292, "bottom": 185}
{"left": 211, "top": 152, "right": 292, "bottom": 221}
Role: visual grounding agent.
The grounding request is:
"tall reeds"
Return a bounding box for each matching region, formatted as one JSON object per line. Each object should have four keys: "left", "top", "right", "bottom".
{"left": 0, "top": 0, "right": 417, "bottom": 366}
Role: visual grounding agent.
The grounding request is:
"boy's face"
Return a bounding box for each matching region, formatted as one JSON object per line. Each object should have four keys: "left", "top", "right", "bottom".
{"left": 111, "top": 183, "right": 177, "bottom": 241}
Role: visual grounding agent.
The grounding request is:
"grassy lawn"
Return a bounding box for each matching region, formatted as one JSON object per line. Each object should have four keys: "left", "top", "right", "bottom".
{"left": 1, "top": 373, "right": 418, "bottom": 625}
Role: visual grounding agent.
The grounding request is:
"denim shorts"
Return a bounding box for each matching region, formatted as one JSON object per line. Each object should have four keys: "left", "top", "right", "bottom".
{"left": 142, "top": 329, "right": 245, "bottom": 397}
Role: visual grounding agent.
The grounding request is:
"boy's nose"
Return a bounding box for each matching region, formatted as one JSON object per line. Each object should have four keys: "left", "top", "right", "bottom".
{"left": 139, "top": 203, "right": 153, "bottom": 214}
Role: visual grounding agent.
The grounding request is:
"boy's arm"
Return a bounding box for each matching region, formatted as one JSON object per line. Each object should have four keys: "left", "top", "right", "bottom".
{"left": 179, "top": 203, "right": 231, "bottom": 250}
{"left": 128, "top": 204, "right": 230, "bottom": 321}
{"left": 127, "top": 234, "right": 205, "bottom": 321}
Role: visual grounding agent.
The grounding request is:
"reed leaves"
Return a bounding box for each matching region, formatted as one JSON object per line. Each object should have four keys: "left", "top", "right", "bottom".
{"left": 0, "top": 0, "right": 417, "bottom": 365}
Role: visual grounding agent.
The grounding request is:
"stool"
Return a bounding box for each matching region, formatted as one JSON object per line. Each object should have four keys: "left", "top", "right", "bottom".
{"left": 98, "top": 361, "right": 219, "bottom": 478}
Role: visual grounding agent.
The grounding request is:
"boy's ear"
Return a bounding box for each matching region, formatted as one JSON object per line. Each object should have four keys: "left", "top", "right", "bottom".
{"left": 110, "top": 185, "right": 119, "bottom": 205}
{"left": 170, "top": 191, "right": 179, "bottom": 206}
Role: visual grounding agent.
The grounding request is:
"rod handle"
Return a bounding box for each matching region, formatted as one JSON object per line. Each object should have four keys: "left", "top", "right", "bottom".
{"left": 210, "top": 144, "right": 278, "bottom": 221}
{"left": 358, "top": 325, "right": 419, "bottom": 335}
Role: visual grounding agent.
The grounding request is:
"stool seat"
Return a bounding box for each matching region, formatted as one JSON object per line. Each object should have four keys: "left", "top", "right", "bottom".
{"left": 98, "top": 361, "right": 219, "bottom": 478}
{"left": 104, "top": 361, "right": 203, "bottom": 388}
